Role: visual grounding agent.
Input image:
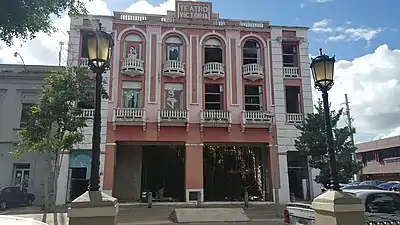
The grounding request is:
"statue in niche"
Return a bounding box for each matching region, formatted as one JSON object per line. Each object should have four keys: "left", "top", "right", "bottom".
{"left": 169, "top": 46, "right": 179, "bottom": 61}
{"left": 128, "top": 46, "right": 137, "bottom": 59}
{"left": 166, "top": 90, "right": 177, "bottom": 109}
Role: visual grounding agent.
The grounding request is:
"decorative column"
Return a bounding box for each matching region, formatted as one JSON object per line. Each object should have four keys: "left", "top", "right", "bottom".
{"left": 312, "top": 190, "right": 364, "bottom": 225}
{"left": 185, "top": 143, "right": 204, "bottom": 202}
{"left": 102, "top": 143, "right": 117, "bottom": 196}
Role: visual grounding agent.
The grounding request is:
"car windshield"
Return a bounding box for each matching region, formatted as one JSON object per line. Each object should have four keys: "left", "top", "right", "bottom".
{"left": 360, "top": 181, "right": 386, "bottom": 186}
{"left": 378, "top": 182, "right": 399, "bottom": 189}
{"left": 364, "top": 192, "right": 400, "bottom": 214}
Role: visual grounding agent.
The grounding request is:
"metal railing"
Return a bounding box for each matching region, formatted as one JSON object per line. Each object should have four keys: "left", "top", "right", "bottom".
{"left": 158, "top": 109, "right": 188, "bottom": 120}
{"left": 286, "top": 113, "right": 303, "bottom": 123}
{"left": 121, "top": 58, "right": 145, "bottom": 74}
{"left": 201, "top": 110, "right": 231, "bottom": 123}
{"left": 80, "top": 109, "right": 94, "bottom": 119}
{"left": 242, "top": 111, "right": 273, "bottom": 124}
{"left": 113, "top": 108, "right": 146, "bottom": 120}
{"left": 283, "top": 67, "right": 299, "bottom": 78}
{"left": 163, "top": 60, "right": 185, "bottom": 77}
{"left": 203, "top": 62, "right": 225, "bottom": 79}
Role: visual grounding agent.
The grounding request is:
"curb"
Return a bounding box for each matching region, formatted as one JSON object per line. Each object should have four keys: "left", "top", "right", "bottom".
{"left": 118, "top": 218, "right": 283, "bottom": 225}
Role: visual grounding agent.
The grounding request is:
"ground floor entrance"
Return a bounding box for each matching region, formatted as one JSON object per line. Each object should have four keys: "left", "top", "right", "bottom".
{"left": 110, "top": 142, "right": 273, "bottom": 202}
{"left": 113, "top": 143, "right": 185, "bottom": 202}
{"left": 203, "top": 145, "right": 271, "bottom": 202}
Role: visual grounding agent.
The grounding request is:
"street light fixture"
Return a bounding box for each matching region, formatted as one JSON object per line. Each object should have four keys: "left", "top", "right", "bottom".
{"left": 310, "top": 48, "right": 340, "bottom": 191}
{"left": 86, "top": 23, "right": 114, "bottom": 191}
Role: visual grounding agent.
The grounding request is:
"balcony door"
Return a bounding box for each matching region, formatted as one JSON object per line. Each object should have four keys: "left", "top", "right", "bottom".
{"left": 122, "top": 81, "right": 142, "bottom": 108}
{"left": 205, "top": 83, "right": 223, "bottom": 110}
{"left": 164, "top": 83, "right": 184, "bottom": 110}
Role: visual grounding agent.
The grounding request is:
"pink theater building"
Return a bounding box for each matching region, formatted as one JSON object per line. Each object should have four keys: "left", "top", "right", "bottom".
{"left": 63, "top": 1, "right": 318, "bottom": 205}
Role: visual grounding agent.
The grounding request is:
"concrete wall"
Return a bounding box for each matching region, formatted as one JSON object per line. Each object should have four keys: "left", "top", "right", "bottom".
{"left": 270, "top": 27, "right": 317, "bottom": 203}
{"left": 113, "top": 146, "right": 142, "bottom": 201}
{"left": 0, "top": 65, "right": 62, "bottom": 205}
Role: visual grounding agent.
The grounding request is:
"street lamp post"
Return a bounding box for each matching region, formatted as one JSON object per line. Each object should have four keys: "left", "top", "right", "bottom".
{"left": 86, "top": 23, "right": 114, "bottom": 191}
{"left": 310, "top": 48, "right": 340, "bottom": 191}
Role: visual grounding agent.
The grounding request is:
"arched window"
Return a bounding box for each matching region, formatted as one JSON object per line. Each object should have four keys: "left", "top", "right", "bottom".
{"left": 124, "top": 34, "right": 143, "bottom": 59}
{"left": 165, "top": 36, "right": 183, "bottom": 61}
{"left": 243, "top": 39, "right": 260, "bottom": 65}
{"left": 204, "top": 38, "right": 223, "bottom": 63}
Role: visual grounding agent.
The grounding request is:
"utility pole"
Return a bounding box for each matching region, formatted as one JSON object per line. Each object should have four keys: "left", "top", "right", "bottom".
{"left": 58, "top": 41, "right": 64, "bottom": 66}
{"left": 344, "top": 94, "right": 358, "bottom": 181}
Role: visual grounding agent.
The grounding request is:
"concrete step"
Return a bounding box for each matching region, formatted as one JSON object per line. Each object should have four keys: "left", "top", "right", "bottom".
{"left": 170, "top": 208, "right": 249, "bottom": 223}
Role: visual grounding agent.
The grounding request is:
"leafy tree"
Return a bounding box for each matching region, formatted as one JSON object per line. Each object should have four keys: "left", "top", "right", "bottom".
{"left": 294, "top": 99, "right": 362, "bottom": 187}
{"left": 13, "top": 67, "right": 107, "bottom": 223}
{"left": 0, "top": 0, "right": 88, "bottom": 46}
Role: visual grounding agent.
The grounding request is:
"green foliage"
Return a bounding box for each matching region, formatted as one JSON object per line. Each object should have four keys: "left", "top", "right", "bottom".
{"left": 0, "top": 0, "right": 89, "bottom": 46}
{"left": 14, "top": 67, "right": 107, "bottom": 158}
{"left": 294, "top": 99, "right": 362, "bottom": 186}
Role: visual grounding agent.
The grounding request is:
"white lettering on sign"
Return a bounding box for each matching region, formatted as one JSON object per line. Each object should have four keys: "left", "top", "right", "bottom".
{"left": 177, "top": 3, "right": 211, "bottom": 20}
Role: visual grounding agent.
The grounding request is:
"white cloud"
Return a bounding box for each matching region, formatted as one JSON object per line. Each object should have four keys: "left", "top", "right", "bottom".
{"left": 327, "top": 34, "right": 346, "bottom": 41}
{"left": 300, "top": 3, "right": 306, "bottom": 8}
{"left": 312, "top": 19, "right": 332, "bottom": 28}
{"left": 315, "top": 45, "right": 400, "bottom": 142}
{"left": 311, "top": 19, "right": 384, "bottom": 43}
{"left": 0, "top": 0, "right": 183, "bottom": 65}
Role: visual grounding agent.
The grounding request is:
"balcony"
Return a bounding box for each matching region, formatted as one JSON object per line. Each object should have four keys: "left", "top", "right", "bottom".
{"left": 243, "top": 64, "right": 264, "bottom": 81}
{"left": 80, "top": 109, "right": 94, "bottom": 119}
{"left": 80, "top": 58, "right": 89, "bottom": 69}
{"left": 112, "top": 108, "right": 147, "bottom": 131}
{"left": 157, "top": 109, "right": 189, "bottom": 131}
{"left": 121, "top": 57, "right": 144, "bottom": 76}
{"left": 283, "top": 67, "right": 299, "bottom": 78}
{"left": 200, "top": 110, "right": 232, "bottom": 132}
{"left": 286, "top": 113, "right": 303, "bottom": 124}
{"left": 163, "top": 60, "right": 185, "bottom": 79}
{"left": 203, "top": 62, "right": 225, "bottom": 80}
{"left": 241, "top": 111, "right": 273, "bottom": 132}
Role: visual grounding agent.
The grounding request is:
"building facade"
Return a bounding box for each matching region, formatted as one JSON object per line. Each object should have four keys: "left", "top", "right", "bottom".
{"left": 0, "top": 65, "right": 60, "bottom": 205}
{"left": 356, "top": 136, "right": 400, "bottom": 181}
{"left": 65, "top": 1, "right": 318, "bottom": 204}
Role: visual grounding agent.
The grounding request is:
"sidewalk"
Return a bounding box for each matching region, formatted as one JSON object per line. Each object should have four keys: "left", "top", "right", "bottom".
{"left": 0, "top": 204, "right": 284, "bottom": 225}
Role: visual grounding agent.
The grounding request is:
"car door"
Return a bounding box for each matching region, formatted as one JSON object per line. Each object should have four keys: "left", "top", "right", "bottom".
{"left": 10, "top": 187, "right": 25, "bottom": 205}
{"left": 365, "top": 193, "right": 399, "bottom": 214}
{"left": 1, "top": 187, "right": 16, "bottom": 205}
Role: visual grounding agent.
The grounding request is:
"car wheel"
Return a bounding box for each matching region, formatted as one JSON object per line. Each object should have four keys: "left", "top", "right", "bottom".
{"left": 0, "top": 201, "right": 7, "bottom": 210}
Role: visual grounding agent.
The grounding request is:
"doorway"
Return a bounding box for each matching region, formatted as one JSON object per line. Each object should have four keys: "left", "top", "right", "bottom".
{"left": 68, "top": 167, "right": 88, "bottom": 201}
{"left": 141, "top": 145, "right": 185, "bottom": 202}
{"left": 203, "top": 145, "right": 270, "bottom": 201}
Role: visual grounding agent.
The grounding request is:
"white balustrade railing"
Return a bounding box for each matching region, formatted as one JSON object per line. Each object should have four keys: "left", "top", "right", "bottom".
{"left": 122, "top": 58, "right": 144, "bottom": 73}
{"left": 113, "top": 108, "right": 146, "bottom": 120}
{"left": 242, "top": 111, "right": 273, "bottom": 124}
{"left": 163, "top": 60, "right": 185, "bottom": 76}
{"left": 80, "top": 58, "right": 89, "bottom": 68}
{"left": 159, "top": 109, "right": 188, "bottom": 120}
{"left": 286, "top": 113, "right": 303, "bottom": 123}
{"left": 80, "top": 109, "right": 94, "bottom": 119}
{"left": 201, "top": 110, "right": 231, "bottom": 123}
{"left": 283, "top": 67, "right": 299, "bottom": 78}
{"left": 203, "top": 62, "right": 225, "bottom": 79}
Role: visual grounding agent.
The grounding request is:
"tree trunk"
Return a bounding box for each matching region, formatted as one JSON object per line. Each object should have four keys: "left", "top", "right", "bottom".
{"left": 42, "top": 154, "right": 52, "bottom": 222}
{"left": 52, "top": 152, "right": 63, "bottom": 225}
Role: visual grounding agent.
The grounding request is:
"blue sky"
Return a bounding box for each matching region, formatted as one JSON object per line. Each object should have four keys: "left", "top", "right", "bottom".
{"left": 107, "top": 0, "right": 399, "bottom": 61}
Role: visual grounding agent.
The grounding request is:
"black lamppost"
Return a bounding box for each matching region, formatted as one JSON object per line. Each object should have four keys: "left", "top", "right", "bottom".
{"left": 310, "top": 48, "right": 340, "bottom": 191}
{"left": 86, "top": 23, "right": 114, "bottom": 191}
